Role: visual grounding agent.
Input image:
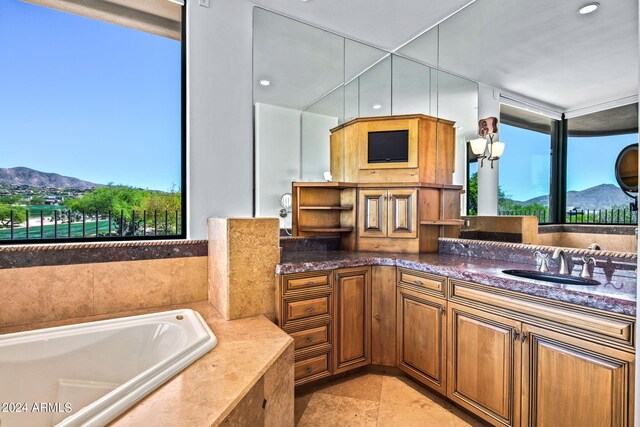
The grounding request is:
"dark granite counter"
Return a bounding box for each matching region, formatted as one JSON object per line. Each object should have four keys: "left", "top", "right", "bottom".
{"left": 277, "top": 251, "right": 637, "bottom": 316}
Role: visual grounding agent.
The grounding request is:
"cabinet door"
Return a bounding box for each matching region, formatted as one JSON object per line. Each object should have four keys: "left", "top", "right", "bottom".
{"left": 333, "top": 267, "right": 371, "bottom": 374}
{"left": 397, "top": 287, "right": 446, "bottom": 394}
{"left": 358, "top": 189, "right": 387, "bottom": 237}
{"left": 522, "top": 324, "right": 634, "bottom": 427}
{"left": 448, "top": 302, "right": 521, "bottom": 427}
{"left": 387, "top": 189, "right": 418, "bottom": 238}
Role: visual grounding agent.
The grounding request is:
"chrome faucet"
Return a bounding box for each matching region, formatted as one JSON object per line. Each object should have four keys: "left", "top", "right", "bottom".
{"left": 552, "top": 248, "right": 571, "bottom": 275}
{"left": 587, "top": 243, "right": 601, "bottom": 251}
{"left": 533, "top": 251, "right": 549, "bottom": 272}
{"left": 580, "top": 256, "right": 596, "bottom": 279}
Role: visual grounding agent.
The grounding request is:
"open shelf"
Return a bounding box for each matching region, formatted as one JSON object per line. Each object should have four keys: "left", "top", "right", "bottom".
{"left": 420, "top": 219, "right": 465, "bottom": 226}
{"left": 299, "top": 206, "right": 354, "bottom": 211}
{"left": 299, "top": 227, "right": 354, "bottom": 233}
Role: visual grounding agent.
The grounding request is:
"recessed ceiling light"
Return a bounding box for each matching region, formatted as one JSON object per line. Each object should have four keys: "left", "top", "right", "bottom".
{"left": 259, "top": 79, "right": 271, "bottom": 86}
{"left": 578, "top": 2, "right": 599, "bottom": 14}
{"left": 372, "top": 104, "right": 382, "bottom": 110}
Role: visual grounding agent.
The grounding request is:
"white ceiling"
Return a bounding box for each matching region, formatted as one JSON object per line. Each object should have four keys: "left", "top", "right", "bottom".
{"left": 251, "top": 0, "right": 638, "bottom": 113}
{"left": 248, "top": 0, "right": 474, "bottom": 51}
{"left": 429, "top": 0, "right": 639, "bottom": 111}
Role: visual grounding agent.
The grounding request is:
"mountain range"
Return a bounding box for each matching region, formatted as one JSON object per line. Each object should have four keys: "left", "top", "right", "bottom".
{"left": 0, "top": 167, "right": 102, "bottom": 190}
{"left": 516, "top": 184, "right": 634, "bottom": 210}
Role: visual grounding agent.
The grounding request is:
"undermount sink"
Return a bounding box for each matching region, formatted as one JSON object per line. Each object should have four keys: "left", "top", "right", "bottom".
{"left": 502, "top": 269, "right": 601, "bottom": 286}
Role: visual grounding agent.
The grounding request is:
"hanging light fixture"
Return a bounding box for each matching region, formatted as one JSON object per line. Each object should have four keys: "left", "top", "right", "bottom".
{"left": 469, "top": 117, "right": 505, "bottom": 168}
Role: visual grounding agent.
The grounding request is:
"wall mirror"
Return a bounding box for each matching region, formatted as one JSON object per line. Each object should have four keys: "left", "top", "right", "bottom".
{"left": 253, "top": 8, "right": 478, "bottom": 228}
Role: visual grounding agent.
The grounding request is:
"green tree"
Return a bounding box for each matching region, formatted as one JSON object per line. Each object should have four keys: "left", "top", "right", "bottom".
{"left": 0, "top": 205, "right": 26, "bottom": 227}
{"left": 67, "top": 186, "right": 150, "bottom": 235}
{"left": 144, "top": 189, "right": 182, "bottom": 234}
{"left": 467, "top": 172, "right": 478, "bottom": 215}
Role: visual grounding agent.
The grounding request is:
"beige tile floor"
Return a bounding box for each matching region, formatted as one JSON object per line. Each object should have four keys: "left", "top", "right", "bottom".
{"left": 294, "top": 371, "right": 488, "bottom": 427}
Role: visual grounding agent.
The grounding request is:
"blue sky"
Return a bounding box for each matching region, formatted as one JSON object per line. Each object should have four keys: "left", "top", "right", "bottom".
{"left": 498, "top": 124, "right": 637, "bottom": 202}
{"left": 0, "top": 0, "right": 181, "bottom": 191}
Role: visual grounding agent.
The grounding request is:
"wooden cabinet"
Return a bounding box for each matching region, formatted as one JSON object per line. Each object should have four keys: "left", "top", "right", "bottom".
{"left": 277, "top": 267, "right": 634, "bottom": 426}
{"left": 521, "top": 324, "right": 634, "bottom": 427}
{"left": 447, "top": 302, "right": 521, "bottom": 427}
{"left": 397, "top": 286, "right": 447, "bottom": 394}
{"left": 358, "top": 188, "right": 417, "bottom": 239}
{"left": 333, "top": 267, "right": 372, "bottom": 374}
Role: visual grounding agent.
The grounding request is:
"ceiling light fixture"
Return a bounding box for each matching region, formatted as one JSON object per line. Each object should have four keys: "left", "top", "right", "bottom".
{"left": 469, "top": 117, "right": 505, "bottom": 169}
{"left": 578, "top": 2, "right": 599, "bottom": 14}
{"left": 259, "top": 79, "right": 271, "bottom": 86}
{"left": 372, "top": 104, "right": 382, "bottom": 110}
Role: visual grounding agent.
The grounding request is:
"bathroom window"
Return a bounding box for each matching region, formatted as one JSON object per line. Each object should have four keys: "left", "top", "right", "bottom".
{"left": 565, "top": 103, "right": 638, "bottom": 224}
{"left": 498, "top": 105, "right": 553, "bottom": 223}
{"left": 0, "top": 0, "right": 185, "bottom": 242}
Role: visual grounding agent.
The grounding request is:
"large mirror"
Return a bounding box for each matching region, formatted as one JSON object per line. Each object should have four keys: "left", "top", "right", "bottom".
{"left": 253, "top": 0, "right": 638, "bottom": 253}
{"left": 253, "top": 8, "right": 478, "bottom": 228}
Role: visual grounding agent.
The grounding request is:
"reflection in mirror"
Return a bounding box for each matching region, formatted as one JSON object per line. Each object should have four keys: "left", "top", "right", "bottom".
{"left": 615, "top": 144, "right": 639, "bottom": 193}
{"left": 253, "top": 8, "right": 344, "bottom": 226}
{"left": 302, "top": 86, "right": 344, "bottom": 181}
{"left": 396, "top": 26, "right": 439, "bottom": 68}
{"left": 435, "top": 71, "right": 479, "bottom": 190}
{"left": 391, "top": 56, "right": 435, "bottom": 116}
{"left": 358, "top": 55, "right": 392, "bottom": 117}
{"left": 344, "top": 39, "right": 389, "bottom": 121}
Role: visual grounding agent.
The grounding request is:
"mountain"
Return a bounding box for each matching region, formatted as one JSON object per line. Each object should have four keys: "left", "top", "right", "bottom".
{"left": 0, "top": 167, "right": 102, "bottom": 189}
{"left": 515, "top": 184, "right": 634, "bottom": 210}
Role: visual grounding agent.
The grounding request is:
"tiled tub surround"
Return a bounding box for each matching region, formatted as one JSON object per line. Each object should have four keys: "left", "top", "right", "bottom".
{"left": 277, "top": 250, "right": 636, "bottom": 316}
{"left": 537, "top": 224, "right": 637, "bottom": 253}
{"left": 0, "top": 239, "right": 207, "bottom": 269}
{"left": 0, "top": 240, "right": 208, "bottom": 330}
{"left": 0, "top": 302, "right": 294, "bottom": 427}
{"left": 208, "top": 218, "right": 280, "bottom": 321}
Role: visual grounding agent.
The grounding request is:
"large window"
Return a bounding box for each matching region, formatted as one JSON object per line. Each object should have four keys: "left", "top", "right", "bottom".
{"left": 497, "top": 104, "right": 553, "bottom": 223}
{"left": 0, "top": 0, "right": 185, "bottom": 242}
{"left": 565, "top": 104, "right": 639, "bottom": 224}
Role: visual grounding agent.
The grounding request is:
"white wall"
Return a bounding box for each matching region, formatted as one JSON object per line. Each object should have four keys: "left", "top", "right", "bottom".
{"left": 255, "top": 103, "right": 301, "bottom": 228}
{"left": 301, "top": 111, "right": 337, "bottom": 181}
{"left": 476, "top": 83, "right": 500, "bottom": 215}
{"left": 186, "top": 0, "right": 255, "bottom": 239}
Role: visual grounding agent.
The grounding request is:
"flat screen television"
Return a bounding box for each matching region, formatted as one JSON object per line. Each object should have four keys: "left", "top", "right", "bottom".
{"left": 367, "top": 130, "right": 409, "bottom": 163}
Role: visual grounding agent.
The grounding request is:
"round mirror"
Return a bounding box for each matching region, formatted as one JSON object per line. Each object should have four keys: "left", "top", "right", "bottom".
{"left": 614, "top": 144, "right": 638, "bottom": 193}
{"left": 280, "top": 193, "right": 292, "bottom": 209}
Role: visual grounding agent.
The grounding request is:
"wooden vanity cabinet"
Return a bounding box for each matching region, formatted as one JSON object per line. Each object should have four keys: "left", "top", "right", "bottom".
{"left": 397, "top": 286, "right": 447, "bottom": 395}
{"left": 521, "top": 324, "right": 634, "bottom": 427}
{"left": 447, "top": 302, "right": 521, "bottom": 427}
{"left": 333, "top": 267, "right": 372, "bottom": 374}
{"left": 358, "top": 188, "right": 418, "bottom": 239}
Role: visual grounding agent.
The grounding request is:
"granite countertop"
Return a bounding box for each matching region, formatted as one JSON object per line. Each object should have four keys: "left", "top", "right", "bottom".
{"left": 0, "top": 301, "right": 293, "bottom": 427}
{"left": 277, "top": 251, "right": 637, "bottom": 316}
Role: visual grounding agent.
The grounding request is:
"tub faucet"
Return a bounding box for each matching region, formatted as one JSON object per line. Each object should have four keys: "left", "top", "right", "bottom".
{"left": 552, "top": 248, "right": 571, "bottom": 275}
{"left": 587, "top": 243, "right": 601, "bottom": 250}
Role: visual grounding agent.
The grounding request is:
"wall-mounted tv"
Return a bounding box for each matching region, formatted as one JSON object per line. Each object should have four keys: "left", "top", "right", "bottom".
{"left": 367, "top": 130, "right": 409, "bottom": 163}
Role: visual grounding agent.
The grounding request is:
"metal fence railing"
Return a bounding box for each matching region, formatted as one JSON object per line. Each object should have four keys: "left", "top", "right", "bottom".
{"left": 497, "top": 208, "right": 638, "bottom": 225}
{"left": 0, "top": 209, "right": 182, "bottom": 242}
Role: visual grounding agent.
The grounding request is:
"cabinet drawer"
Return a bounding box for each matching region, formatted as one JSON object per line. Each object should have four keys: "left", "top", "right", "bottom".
{"left": 284, "top": 295, "right": 331, "bottom": 325}
{"left": 398, "top": 268, "right": 445, "bottom": 297}
{"left": 295, "top": 352, "right": 330, "bottom": 382}
{"left": 284, "top": 272, "right": 331, "bottom": 294}
{"left": 290, "top": 324, "right": 330, "bottom": 351}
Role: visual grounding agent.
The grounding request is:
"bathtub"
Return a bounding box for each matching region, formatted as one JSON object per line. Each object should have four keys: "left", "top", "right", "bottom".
{"left": 0, "top": 309, "right": 217, "bottom": 427}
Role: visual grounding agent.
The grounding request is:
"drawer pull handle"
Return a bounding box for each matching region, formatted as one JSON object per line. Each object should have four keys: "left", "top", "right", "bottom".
{"left": 306, "top": 337, "right": 314, "bottom": 343}
{"left": 414, "top": 280, "right": 422, "bottom": 285}
{"left": 306, "top": 281, "right": 315, "bottom": 285}
{"left": 306, "top": 367, "right": 313, "bottom": 374}
{"left": 305, "top": 307, "right": 315, "bottom": 313}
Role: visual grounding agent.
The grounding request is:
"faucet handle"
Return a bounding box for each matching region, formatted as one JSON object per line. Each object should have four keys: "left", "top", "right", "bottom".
{"left": 534, "top": 251, "right": 549, "bottom": 272}
{"left": 580, "top": 257, "right": 596, "bottom": 279}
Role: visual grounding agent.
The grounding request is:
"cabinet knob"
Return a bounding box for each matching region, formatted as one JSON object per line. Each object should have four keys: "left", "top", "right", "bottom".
{"left": 520, "top": 332, "right": 527, "bottom": 343}
{"left": 306, "top": 367, "right": 313, "bottom": 374}
{"left": 514, "top": 331, "right": 520, "bottom": 341}
{"left": 305, "top": 307, "right": 315, "bottom": 313}
{"left": 414, "top": 280, "right": 422, "bottom": 286}
{"left": 306, "top": 281, "right": 315, "bottom": 285}
{"left": 306, "top": 337, "right": 314, "bottom": 343}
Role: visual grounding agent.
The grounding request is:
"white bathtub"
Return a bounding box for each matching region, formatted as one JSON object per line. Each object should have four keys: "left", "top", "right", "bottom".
{"left": 0, "top": 309, "right": 217, "bottom": 427}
